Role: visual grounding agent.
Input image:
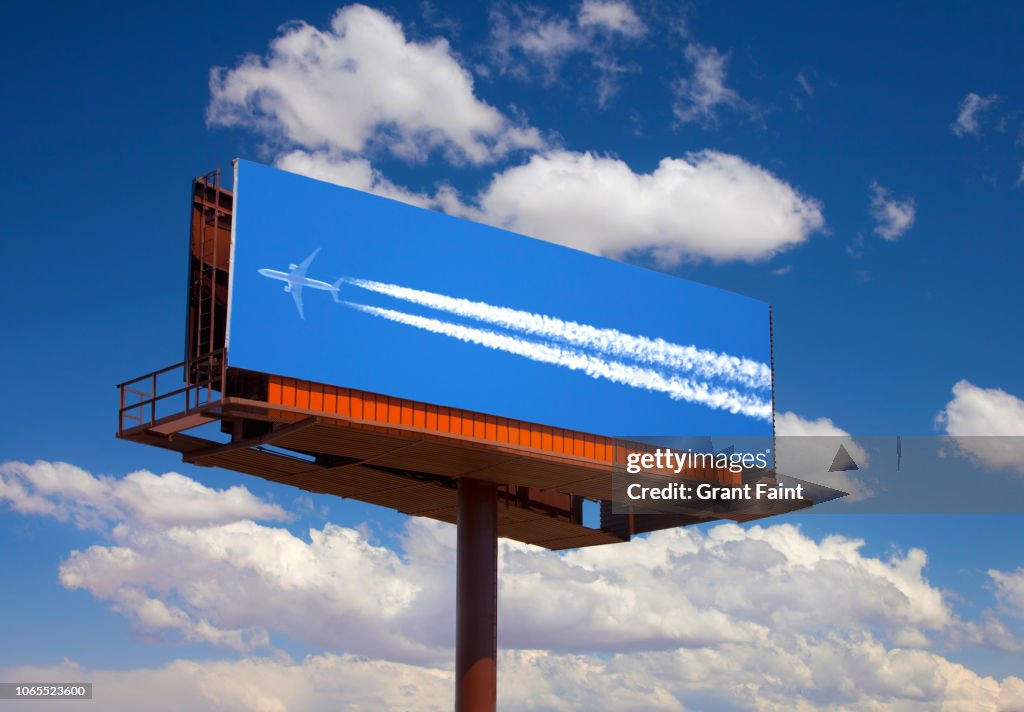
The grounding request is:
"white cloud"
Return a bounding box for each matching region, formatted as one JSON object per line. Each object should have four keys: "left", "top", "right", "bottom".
{"left": 207, "top": 4, "right": 544, "bottom": 164}
{"left": 274, "top": 149, "right": 436, "bottom": 208}
{"left": 491, "top": 1, "right": 645, "bottom": 62}
{"left": 6, "top": 461, "right": 1024, "bottom": 707}
{"left": 8, "top": 462, "right": 966, "bottom": 657}
{"left": 775, "top": 411, "right": 872, "bottom": 500}
{"left": 936, "top": 380, "right": 1024, "bottom": 475}
{"left": 938, "top": 381, "right": 1024, "bottom": 435}
{"left": 577, "top": 0, "right": 646, "bottom": 37}
{"left": 951, "top": 92, "right": 999, "bottom": 138}
{"left": 5, "top": 644, "right": 1024, "bottom": 712}
{"left": 991, "top": 568, "right": 1024, "bottom": 617}
{"left": 56, "top": 509, "right": 960, "bottom": 660}
{"left": 592, "top": 56, "right": 634, "bottom": 108}
{"left": 0, "top": 460, "right": 287, "bottom": 530}
{"left": 207, "top": 4, "right": 825, "bottom": 267}
{"left": 673, "top": 43, "right": 748, "bottom": 125}
{"left": 488, "top": 2, "right": 644, "bottom": 104}
{"left": 0, "top": 655, "right": 453, "bottom": 712}
{"left": 59, "top": 518, "right": 445, "bottom": 662}
{"left": 449, "top": 149, "right": 824, "bottom": 264}
{"left": 499, "top": 522, "right": 956, "bottom": 653}
{"left": 274, "top": 146, "right": 825, "bottom": 265}
{"left": 869, "top": 180, "right": 916, "bottom": 240}
{"left": 625, "top": 639, "right": 1023, "bottom": 712}
{"left": 490, "top": 10, "right": 583, "bottom": 68}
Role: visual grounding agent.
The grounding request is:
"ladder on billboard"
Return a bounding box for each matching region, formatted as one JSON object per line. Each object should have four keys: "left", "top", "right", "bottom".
{"left": 194, "top": 169, "right": 219, "bottom": 363}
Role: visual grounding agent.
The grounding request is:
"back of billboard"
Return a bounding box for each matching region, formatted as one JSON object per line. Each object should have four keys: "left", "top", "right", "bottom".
{"left": 227, "top": 160, "right": 772, "bottom": 437}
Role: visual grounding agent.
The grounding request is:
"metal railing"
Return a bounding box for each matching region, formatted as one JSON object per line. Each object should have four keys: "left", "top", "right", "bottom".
{"left": 117, "top": 349, "right": 226, "bottom": 434}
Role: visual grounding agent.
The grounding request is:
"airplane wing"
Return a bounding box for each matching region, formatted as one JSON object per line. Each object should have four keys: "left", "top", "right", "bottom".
{"left": 291, "top": 285, "right": 305, "bottom": 320}
{"left": 291, "top": 248, "right": 320, "bottom": 280}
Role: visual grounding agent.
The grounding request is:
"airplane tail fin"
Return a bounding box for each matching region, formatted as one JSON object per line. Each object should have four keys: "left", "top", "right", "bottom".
{"left": 331, "top": 277, "right": 344, "bottom": 303}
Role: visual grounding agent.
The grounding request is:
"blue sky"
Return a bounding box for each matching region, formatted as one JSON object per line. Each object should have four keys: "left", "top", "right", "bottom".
{"left": 1, "top": 1, "right": 1023, "bottom": 709}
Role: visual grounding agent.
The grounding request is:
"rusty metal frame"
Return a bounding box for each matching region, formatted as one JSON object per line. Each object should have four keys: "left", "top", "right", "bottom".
{"left": 186, "top": 170, "right": 231, "bottom": 367}
{"left": 117, "top": 348, "right": 226, "bottom": 435}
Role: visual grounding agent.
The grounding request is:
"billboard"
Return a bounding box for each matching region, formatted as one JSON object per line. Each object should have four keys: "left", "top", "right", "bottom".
{"left": 227, "top": 160, "right": 773, "bottom": 437}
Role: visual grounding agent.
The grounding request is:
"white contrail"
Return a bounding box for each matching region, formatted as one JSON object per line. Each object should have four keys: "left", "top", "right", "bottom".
{"left": 346, "top": 278, "right": 770, "bottom": 390}
{"left": 345, "top": 302, "right": 772, "bottom": 419}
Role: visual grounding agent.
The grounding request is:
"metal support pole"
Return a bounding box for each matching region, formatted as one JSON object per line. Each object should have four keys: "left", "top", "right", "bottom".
{"left": 456, "top": 478, "right": 498, "bottom": 712}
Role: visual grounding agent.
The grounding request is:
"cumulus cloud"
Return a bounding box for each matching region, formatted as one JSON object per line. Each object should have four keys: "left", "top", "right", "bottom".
{"left": 207, "top": 4, "right": 825, "bottom": 266}
{"left": 990, "top": 568, "right": 1024, "bottom": 617}
{"left": 274, "top": 149, "right": 436, "bottom": 208}
{"left": 951, "top": 92, "right": 999, "bottom": 137}
{"left": 0, "top": 655, "right": 453, "bottom": 712}
{"left": 5, "top": 460, "right": 1024, "bottom": 707}
{"left": 868, "top": 181, "right": 916, "bottom": 240}
{"left": 207, "top": 4, "right": 544, "bottom": 164}
{"left": 499, "top": 523, "right": 954, "bottom": 653}
{"left": 277, "top": 147, "right": 824, "bottom": 264}
{"left": 938, "top": 381, "right": 1024, "bottom": 436}
{"left": 774, "top": 411, "right": 872, "bottom": 500}
{"left": 5, "top": 644, "right": 1024, "bottom": 712}
{"left": 449, "top": 149, "right": 824, "bottom": 264}
{"left": 58, "top": 519, "right": 437, "bottom": 660}
{"left": 672, "top": 43, "right": 749, "bottom": 125}
{"left": 0, "top": 460, "right": 287, "bottom": 530}
{"left": 4, "top": 462, "right": 965, "bottom": 660}
{"left": 53, "top": 509, "right": 959, "bottom": 661}
{"left": 936, "top": 380, "right": 1024, "bottom": 475}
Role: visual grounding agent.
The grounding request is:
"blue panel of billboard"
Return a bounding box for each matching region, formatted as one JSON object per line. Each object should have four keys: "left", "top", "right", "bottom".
{"left": 227, "top": 160, "right": 773, "bottom": 437}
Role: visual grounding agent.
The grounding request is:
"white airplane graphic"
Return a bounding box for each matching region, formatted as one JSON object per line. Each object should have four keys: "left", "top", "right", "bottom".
{"left": 257, "top": 248, "right": 342, "bottom": 319}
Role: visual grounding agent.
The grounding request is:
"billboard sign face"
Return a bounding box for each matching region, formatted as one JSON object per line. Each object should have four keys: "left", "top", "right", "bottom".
{"left": 227, "top": 160, "right": 773, "bottom": 437}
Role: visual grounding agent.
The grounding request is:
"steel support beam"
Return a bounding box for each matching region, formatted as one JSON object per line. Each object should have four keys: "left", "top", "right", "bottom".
{"left": 456, "top": 478, "right": 498, "bottom": 712}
